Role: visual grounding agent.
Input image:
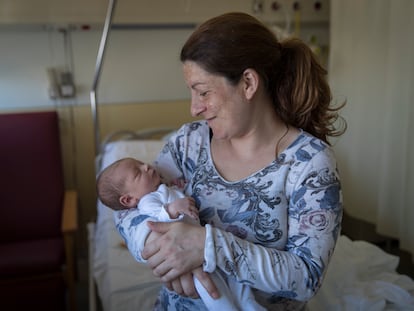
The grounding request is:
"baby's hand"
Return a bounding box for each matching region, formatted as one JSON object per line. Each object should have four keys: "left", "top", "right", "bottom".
{"left": 167, "top": 197, "right": 199, "bottom": 221}
{"left": 170, "top": 178, "right": 187, "bottom": 189}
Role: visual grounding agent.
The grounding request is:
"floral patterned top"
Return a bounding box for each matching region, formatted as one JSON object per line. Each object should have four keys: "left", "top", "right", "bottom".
{"left": 115, "top": 120, "right": 342, "bottom": 311}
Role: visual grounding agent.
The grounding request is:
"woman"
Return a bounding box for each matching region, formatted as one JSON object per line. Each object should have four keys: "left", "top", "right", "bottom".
{"left": 115, "top": 12, "right": 346, "bottom": 310}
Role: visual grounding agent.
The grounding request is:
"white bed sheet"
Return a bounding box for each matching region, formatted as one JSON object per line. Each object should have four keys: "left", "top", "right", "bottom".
{"left": 308, "top": 236, "right": 414, "bottom": 310}
{"left": 91, "top": 140, "right": 414, "bottom": 311}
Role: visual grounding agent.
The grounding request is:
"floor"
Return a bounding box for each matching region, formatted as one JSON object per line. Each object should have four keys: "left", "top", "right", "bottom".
{"left": 75, "top": 257, "right": 91, "bottom": 311}
{"left": 74, "top": 213, "right": 414, "bottom": 311}
{"left": 75, "top": 256, "right": 102, "bottom": 311}
{"left": 389, "top": 243, "right": 414, "bottom": 279}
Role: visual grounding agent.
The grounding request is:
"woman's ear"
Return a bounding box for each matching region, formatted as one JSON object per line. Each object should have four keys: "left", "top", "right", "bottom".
{"left": 242, "top": 68, "right": 259, "bottom": 100}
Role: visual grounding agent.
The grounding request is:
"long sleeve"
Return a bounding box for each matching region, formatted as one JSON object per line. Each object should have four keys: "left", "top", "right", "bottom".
{"left": 202, "top": 147, "right": 342, "bottom": 302}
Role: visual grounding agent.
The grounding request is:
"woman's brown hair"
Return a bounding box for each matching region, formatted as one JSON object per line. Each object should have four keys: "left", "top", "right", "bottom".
{"left": 180, "top": 12, "right": 346, "bottom": 143}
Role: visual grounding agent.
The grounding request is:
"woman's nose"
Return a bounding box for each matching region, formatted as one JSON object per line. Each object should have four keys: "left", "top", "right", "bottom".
{"left": 190, "top": 97, "right": 206, "bottom": 117}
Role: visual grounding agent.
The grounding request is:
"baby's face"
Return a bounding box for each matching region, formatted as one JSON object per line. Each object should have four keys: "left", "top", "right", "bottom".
{"left": 119, "top": 159, "right": 161, "bottom": 201}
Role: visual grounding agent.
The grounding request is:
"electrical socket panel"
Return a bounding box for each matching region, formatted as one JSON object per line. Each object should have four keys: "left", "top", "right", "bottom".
{"left": 254, "top": 0, "right": 330, "bottom": 24}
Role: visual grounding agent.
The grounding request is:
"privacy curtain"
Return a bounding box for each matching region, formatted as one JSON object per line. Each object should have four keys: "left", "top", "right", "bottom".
{"left": 329, "top": 0, "right": 414, "bottom": 257}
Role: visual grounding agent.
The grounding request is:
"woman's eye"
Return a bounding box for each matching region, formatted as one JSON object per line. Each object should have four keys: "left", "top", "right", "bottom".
{"left": 199, "top": 91, "right": 208, "bottom": 97}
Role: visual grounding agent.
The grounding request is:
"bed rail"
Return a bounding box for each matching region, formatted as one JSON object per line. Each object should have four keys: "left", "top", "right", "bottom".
{"left": 90, "top": 0, "right": 118, "bottom": 158}
{"left": 94, "top": 127, "right": 176, "bottom": 174}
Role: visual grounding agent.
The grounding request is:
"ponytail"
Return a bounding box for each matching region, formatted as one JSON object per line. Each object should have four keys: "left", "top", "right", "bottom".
{"left": 274, "top": 38, "right": 346, "bottom": 144}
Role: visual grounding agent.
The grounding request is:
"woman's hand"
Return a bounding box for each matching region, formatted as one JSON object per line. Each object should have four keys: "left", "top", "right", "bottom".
{"left": 143, "top": 221, "right": 220, "bottom": 299}
{"left": 142, "top": 221, "right": 206, "bottom": 282}
{"left": 164, "top": 272, "right": 198, "bottom": 298}
{"left": 164, "top": 268, "right": 220, "bottom": 299}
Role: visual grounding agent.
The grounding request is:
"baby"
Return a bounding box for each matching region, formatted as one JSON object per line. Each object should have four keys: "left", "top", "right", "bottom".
{"left": 96, "top": 157, "right": 265, "bottom": 311}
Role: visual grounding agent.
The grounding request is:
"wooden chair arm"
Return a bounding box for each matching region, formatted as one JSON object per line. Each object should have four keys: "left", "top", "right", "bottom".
{"left": 62, "top": 190, "right": 78, "bottom": 233}
{"left": 61, "top": 190, "right": 78, "bottom": 311}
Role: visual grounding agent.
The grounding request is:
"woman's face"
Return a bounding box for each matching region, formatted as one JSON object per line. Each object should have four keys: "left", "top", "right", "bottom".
{"left": 183, "top": 61, "right": 250, "bottom": 139}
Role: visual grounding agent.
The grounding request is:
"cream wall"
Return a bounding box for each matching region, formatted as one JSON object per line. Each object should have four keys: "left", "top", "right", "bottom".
{"left": 0, "top": 28, "right": 193, "bottom": 109}
{"left": 0, "top": 0, "right": 330, "bottom": 25}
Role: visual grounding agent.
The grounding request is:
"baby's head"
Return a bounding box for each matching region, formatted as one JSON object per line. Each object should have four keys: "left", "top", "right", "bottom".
{"left": 96, "top": 157, "right": 161, "bottom": 210}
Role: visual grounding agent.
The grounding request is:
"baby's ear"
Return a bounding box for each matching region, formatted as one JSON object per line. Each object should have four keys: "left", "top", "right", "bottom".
{"left": 120, "top": 194, "right": 132, "bottom": 207}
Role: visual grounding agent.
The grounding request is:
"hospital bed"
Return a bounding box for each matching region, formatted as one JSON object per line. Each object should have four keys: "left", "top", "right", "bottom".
{"left": 87, "top": 1, "right": 414, "bottom": 310}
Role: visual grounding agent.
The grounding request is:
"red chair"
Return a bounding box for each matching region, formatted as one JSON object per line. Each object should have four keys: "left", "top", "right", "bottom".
{"left": 0, "top": 111, "right": 78, "bottom": 310}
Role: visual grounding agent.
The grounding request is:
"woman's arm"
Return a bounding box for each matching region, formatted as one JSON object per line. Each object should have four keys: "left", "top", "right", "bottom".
{"left": 115, "top": 203, "right": 220, "bottom": 298}
{"left": 143, "top": 221, "right": 206, "bottom": 279}
{"left": 144, "top": 221, "right": 219, "bottom": 299}
{"left": 143, "top": 148, "right": 342, "bottom": 302}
